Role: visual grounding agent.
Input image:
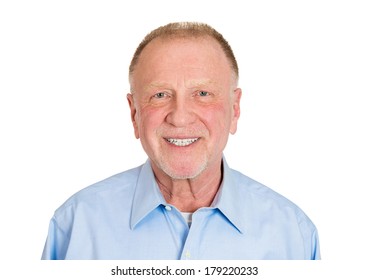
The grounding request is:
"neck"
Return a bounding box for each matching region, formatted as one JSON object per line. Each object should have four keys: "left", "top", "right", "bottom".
{"left": 154, "top": 162, "right": 223, "bottom": 212}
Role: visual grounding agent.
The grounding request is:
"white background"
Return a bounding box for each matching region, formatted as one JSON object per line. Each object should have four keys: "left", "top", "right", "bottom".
{"left": 1, "top": 0, "right": 367, "bottom": 278}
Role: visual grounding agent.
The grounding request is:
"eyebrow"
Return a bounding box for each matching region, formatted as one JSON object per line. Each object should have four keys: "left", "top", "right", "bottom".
{"left": 187, "top": 79, "right": 216, "bottom": 88}
{"left": 144, "top": 79, "right": 217, "bottom": 91}
{"left": 144, "top": 82, "right": 171, "bottom": 91}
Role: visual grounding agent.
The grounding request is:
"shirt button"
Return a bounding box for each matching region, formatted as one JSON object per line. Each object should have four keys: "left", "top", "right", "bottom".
{"left": 165, "top": 205, "right": 172, "bottom": 211}
{"left": 185, "top": 251, "right": 191, "bottom": 259}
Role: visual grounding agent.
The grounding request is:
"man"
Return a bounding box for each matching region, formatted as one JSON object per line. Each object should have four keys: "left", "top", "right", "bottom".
{"left": 42, "top": 22, "right": 320, "bottom": 260}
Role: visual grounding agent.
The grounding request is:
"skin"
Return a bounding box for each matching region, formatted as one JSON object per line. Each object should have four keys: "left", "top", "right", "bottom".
{"left": 127, "top": 36, "right": 242, "bottom": 212}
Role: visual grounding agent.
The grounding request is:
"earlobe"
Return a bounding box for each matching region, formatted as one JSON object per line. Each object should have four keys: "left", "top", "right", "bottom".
{"left": 127, "top": 94, "right": 140, "bottom": 139}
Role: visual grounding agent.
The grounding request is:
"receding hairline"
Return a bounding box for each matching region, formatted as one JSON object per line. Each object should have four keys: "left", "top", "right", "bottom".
{"left": 129, "top": 22, "right": 239, "bottom": 83}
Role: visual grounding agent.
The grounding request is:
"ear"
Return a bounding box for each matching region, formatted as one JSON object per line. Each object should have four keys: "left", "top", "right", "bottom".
{"left": 229, "top": 88, "right": 242, "bottom": 135}
{"left": 127, "top": 93, "right": 140, "bottom": 139}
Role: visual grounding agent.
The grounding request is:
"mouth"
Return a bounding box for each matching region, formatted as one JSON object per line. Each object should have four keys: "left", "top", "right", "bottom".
{"left": 165, "top": 138, "right": 199, "bottom": 147}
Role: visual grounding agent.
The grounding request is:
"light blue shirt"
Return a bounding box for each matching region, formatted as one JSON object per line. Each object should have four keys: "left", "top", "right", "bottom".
{"left": 42, "top": 158, "right": 320, "bottom": 260}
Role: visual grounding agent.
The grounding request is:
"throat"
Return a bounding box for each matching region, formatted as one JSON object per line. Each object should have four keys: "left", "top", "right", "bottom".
{"left": 157, "top": 181, "right": 220, "bottom": 212}
{"left": 154, "top": 160, "right": 224, "bottom": 212}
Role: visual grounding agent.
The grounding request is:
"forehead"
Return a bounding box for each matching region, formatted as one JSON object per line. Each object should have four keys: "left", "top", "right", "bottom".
{"left": 131, "top": 36, "right": 234, "bottom": 87}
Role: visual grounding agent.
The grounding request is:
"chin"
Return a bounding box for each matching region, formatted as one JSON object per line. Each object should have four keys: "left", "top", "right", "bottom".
{"left": 160, "top": 162, "right": 208, "bottom": 180}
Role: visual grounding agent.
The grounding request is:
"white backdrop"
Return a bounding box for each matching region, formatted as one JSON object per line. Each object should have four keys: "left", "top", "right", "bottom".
{"left": 1, "top": 0, "right": 367, "bottom": 277}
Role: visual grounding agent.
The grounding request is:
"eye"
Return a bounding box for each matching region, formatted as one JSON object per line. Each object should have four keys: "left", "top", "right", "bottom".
{"left": 150, "top": 91, "right": 171, "bottom": 103}
{"left": 198, "top": 91, "right": 210, "bottom": 97}
{"left": 153, "top": 92, "right": 167, "bottom": 99}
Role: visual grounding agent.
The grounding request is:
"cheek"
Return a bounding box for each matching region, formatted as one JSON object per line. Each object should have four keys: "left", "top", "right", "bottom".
{"left": 138, "top": 108, "right": 165, "bottom": 138}
{"left": 201, "top": 104, "right": 233, "bottom": 133}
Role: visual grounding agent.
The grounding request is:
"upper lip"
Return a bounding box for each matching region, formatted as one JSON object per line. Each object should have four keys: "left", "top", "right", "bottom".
{"left": 164, "top": 136, "right": 199, "bottom": 139}
{"left": 163, "top": 136, "right": 200, "bottom": 140}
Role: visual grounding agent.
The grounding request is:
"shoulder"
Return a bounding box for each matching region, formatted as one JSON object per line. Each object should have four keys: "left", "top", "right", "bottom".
{"left": 230, "top": 168, "right": 292, "bottom": 203}
{"left": 230, "top": 168, "right": 315, "bottom": 226}
{"left": 53, "top": 164, "right": 143, "bottom": 217}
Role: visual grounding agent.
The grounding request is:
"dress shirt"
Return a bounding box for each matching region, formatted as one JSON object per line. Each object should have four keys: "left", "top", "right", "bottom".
{"left": 41, "top": 158, "right": 320, "bottom": 260}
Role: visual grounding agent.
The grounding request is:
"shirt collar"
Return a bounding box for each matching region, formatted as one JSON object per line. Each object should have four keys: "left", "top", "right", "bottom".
{"left": 130, "top": 157, "right": 247, "bottom": 233}
{"left": 210, "top": 158, "right": 247, "bottom": 234}
{"left": 130, "top": 160, "right": 166, "bottom": 230}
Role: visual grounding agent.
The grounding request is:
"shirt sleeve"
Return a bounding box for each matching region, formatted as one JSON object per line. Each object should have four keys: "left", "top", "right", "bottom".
{"left": 41, "top": 217, "right": 70, "bottom": 260}
{"left": 298, "top": 212, "right": 321, "bottom": 260}
{"left": 311, "top": 228, "right": 321, "bottom": 260}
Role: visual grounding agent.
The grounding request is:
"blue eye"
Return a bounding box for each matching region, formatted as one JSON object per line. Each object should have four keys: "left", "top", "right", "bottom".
{"left": 198, "top": 91, "right": 209, "bottom": 97}
{"left": 154, "top": 92, "right": 166, "bottom": 98}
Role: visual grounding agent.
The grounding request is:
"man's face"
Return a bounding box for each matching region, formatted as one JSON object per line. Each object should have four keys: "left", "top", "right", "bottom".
{"left": 128, "top": 36, "right": 241, "bottom": 179}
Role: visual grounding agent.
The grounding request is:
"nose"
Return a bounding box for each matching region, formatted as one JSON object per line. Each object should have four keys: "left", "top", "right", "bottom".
{"left": 165, "top": 95, "right": 196, "bottom": 127}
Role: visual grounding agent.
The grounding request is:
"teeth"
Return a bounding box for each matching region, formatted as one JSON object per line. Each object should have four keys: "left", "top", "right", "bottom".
{"left": 166, "top": 138, "right": 199, "bottom": 146}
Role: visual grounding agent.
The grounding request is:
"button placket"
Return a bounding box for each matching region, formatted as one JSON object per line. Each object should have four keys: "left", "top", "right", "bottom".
{"left": 162, "top": 205, "right": 190, "bottom": 258}
{"left": 179, "top": 209, "right": 213, "bottom": 260}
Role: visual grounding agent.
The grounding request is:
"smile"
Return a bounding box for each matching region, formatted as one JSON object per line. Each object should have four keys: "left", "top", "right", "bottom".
{"left": 165, "top": 138, "right": 199, "bottom": 147}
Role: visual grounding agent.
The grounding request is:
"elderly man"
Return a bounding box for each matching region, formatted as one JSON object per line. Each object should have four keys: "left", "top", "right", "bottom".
{"left": 42, "top": 22, "right": 320, "bottom": 260}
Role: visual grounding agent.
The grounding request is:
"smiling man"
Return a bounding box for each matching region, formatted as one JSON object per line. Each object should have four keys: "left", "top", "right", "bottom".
{"left": 42, "top": 22, "right": 320, "bottom": 260}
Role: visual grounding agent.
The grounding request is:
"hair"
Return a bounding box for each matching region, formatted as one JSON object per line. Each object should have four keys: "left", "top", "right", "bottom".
{"left": 129, "top": 22, "right": 239, "bottom": 81}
